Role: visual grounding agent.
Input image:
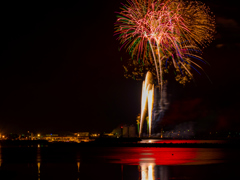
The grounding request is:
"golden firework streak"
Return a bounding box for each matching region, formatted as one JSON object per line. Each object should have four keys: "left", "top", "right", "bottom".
{"left": 139, "top": 71, "right": 154, "bottom": 137}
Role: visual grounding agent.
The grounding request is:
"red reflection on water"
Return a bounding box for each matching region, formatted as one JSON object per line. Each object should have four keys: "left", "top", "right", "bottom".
{"left": 154, "top": 140, "right": 199, "bottom": 144}
{"left": 152, "top": 148, "right": 197, "bottom": 165}
{"left": 107, "top": 147, "right": 197, "bottom": 165}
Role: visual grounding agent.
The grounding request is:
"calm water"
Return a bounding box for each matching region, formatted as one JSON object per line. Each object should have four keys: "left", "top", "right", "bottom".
{"left": 1, "top": 143, "right": 240, "bottom": 180}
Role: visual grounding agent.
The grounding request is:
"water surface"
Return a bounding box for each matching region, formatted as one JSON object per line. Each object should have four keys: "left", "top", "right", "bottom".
{"left": 0, "top": 143, "right": 240, "bottom": 180}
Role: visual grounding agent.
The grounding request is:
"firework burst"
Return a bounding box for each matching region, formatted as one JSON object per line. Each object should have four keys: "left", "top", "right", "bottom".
{"left": 115, "top": 0, "right": 215, "bottom": 87}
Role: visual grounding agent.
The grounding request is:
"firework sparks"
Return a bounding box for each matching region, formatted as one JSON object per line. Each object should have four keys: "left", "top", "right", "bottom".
{"left": 115, "top": 0, "right": 215, "bottom": 86}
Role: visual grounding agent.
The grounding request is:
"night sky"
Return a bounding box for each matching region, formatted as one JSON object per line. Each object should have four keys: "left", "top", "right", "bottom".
{"left": 0, "top": 0, "right": 240, "bottom": 134}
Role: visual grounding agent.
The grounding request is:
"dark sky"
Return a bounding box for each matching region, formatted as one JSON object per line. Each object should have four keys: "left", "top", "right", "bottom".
{"left": 0, "top": 0, "right": 239, "bottom": 134}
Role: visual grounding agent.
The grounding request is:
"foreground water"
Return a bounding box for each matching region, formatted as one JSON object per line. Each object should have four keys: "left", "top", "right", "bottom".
{"left": 1, "top": 142, "right": 240, "bottom": 180}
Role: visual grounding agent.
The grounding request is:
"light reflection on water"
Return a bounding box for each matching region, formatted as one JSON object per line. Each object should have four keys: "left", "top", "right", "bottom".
{"left": 140, "top": 163, "right": 155, "bottom": 180}
{"left": 37, "top": 144, "right": 41, "bottom": 180}
{"left": 37, "top": 162, "right": 40, "bottom": 180}
{"left": 0, "top": 144, "right": 2, "bottom": 167}
{"left": 105, "top": 147, "right": 225, "bottom": 165}
{"left": 0, "top": 145, "right": 240, "bottom": 180}
{"left": 77, "top": 161, "right": 80, "bottom": 173}
{"left": 112, "top": 147, "right": 225, "bottom": 180}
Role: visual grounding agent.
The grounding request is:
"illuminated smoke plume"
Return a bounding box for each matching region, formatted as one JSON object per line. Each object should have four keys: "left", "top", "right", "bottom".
{"left": 152, "top": 82, "right": 170, "bottom": 135}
